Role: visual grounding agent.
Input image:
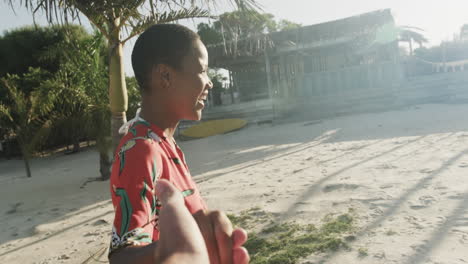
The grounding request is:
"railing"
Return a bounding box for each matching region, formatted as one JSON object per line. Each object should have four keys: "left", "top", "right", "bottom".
{"left": 407, "top": 57, "right": 468, "bottom": 76}
{"left": 299, "top": 61, "right": 402, "bottom": 97}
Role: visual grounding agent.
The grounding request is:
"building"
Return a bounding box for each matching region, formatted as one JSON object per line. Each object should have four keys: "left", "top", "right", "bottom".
{"left": 207, "top": 9, "right": 403, "bottom": 114}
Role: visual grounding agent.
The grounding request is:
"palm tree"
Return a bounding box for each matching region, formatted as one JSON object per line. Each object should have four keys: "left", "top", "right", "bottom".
{"left": 6, "top": 0, "right": 258, "bottom": 154}
{"left": 41, "top": 27, "right": 104, "bottom": 153}
{"left": 399, "top": 26, "right": 428, "bottom": 56}
{"left": 39, "top": 27, "right": 115, "bottom": 178}
{"left": 0, "top": 70, "right": 57, "bottom": 178}
{"left": 202, "top": 10, "right": 299, "bottom": 59}
{"left": 6, "top": 0, "right": 258, "bottom": 180}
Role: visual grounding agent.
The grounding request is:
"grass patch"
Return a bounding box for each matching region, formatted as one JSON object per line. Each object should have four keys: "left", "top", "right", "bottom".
{"left": 227, "top": 207, "right": 269, "bottom": 229}
{"left": 358, "top": 247, "right": 368, "bottom": 257}
{"left": 228, "top": 208, "right": 355, "bottom": 264}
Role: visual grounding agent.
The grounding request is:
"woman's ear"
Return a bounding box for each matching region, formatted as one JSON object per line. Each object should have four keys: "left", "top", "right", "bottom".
{"left": 153, "top": 64, "right": 171, "bottom": 90}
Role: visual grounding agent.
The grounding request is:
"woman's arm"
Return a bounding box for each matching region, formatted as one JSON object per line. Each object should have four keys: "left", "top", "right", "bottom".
{"left": 109, "top": 180, "right": 249, "bottom": 264}
{"left": 109, "top": 243, "right": 158, "bottom": 264}
{"left": 110, "top": 179, "right": 209, "bottom": 264}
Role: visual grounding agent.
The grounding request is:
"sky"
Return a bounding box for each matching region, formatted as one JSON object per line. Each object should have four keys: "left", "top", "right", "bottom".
{"left": 1, "top": 0, "right": 467, "bottom": 76}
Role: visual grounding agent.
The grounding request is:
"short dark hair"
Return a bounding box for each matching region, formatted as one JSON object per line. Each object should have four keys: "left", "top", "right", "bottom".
{"left": 131, "top": 24, "right": 200, "bottom": 92}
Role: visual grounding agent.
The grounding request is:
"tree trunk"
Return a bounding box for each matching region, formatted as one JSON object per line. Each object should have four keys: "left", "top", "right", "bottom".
{"left": 99, "top": 151, "right": 112, "bottom": 180}
{"left": 264, "top": 50, "right": 275, "bottom": 120}
{"left": 111, "top": 112, "right": 126, "bottom": 152}
{"left": 20, "top": 147, "right": 32, "bottom": 178}
{"left": 108, "top": 37, "right": 128, "bottom": 154}
{"left": 24, "top": 157, "right": 31, "bottom": 178}
{"left": 97, "top": 136, "right": 113, "bottom": 181}
{"left": 102, "top": 24, "right": 127, "bottom": 180}
{"left": 230, "top": 85, "right": 235, "bottom": 104}
{"left": 72, "top": 141, "right": 80, "bottom": 153}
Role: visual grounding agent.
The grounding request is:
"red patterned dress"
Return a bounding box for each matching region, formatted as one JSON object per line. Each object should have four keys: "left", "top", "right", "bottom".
{"left": 109, "top": 118, "right": 207, "bottom": 256}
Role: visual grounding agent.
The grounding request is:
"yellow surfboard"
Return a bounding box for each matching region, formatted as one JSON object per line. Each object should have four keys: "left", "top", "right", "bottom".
{"left": 180, "top": 119, "right": 247, "bottom": 138}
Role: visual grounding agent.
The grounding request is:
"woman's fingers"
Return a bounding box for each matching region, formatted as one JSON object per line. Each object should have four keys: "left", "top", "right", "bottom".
{"left": 155, "top": 180, "right": 249, "bottom": 264}
{"left": 233, "top": 247, "right": 250, "bottom": 264}
{"left": 211, "top": 211, "right": 234, "bottom": 264}
{"left": 155, "top": 179, "right": 208, "bottom": 263}
{"left": 193, "top": 210, "right": 221, "bottom": 264}
{"left": 232, "top": 228, "right": 248, "bottom": 248}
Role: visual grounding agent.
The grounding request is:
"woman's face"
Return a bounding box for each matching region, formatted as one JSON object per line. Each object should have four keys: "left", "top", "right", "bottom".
{"left": 169, "top": 39, "right": 213, "bottom": 121}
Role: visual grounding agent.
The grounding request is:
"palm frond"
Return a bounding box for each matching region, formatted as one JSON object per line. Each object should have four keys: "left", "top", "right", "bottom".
{"left": 8, "top": 0, "right": 260, "bottom": 34}
{"left": 26, "top": 119, "right": 52, "bottom": 153}
{"left": 168, "top": 0, "right": 262, "bottom": 12}
{"left": 1, "top": 77, "right": 26, "bottom": 116}
{"left": 0, "top": 104, "right": 13, "bottom": 123}
{"left": 398, "top": 26, "right": 428, "bottom": 44}
{"left": 123, "top": 6, "right": 212, "bottom": 44}
{"left": 30, "top": 88, "right": 57, "bottom": 117}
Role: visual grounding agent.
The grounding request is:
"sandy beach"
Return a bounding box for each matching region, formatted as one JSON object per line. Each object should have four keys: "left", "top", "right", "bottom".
{"left": 1, "top": 103, "right": 468, "bottom": 264}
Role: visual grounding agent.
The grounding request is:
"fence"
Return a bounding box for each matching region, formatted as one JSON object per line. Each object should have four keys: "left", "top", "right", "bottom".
{"left": 300, "top": 61, "right": 403, "bottom": 97}
{"left": 279, "top": 65, "right": 468, "bottom": 120}
{"left": 191, "top": 62, "right": 468, "bottom": 127}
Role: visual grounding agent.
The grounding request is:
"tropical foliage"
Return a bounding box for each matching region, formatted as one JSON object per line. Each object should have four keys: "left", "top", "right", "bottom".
{"left": 198, "top": 10, "right": 301, "bottom": 47}
{"left": 414, "top": 40, "right": 468, "bottom": 62}
{"left": 208, "top": 70, "right": 228, "bottom": 106}
{"left": 7, "top": 0, "right": 258, "bottom": 153}
{"left": 197, "top": 10, "right": 299, "bottom": 106}
{"left": 0, "top": 25, "right": 70, "bottom": 76}
{"left": 4, "top": 0, "right": 258, "bottom": 181}
{"left": 0, "top": 25, "right": 113, "bottom": 178}
{"left": 0, "top": 68, "right": 58, "bottom": 177}
{"left": 398, "top": 26, "right": 428, "bottom": 56}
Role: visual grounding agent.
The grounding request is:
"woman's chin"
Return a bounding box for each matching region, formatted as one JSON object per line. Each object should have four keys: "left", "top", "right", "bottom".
{"left": 185, "top": 110, "right": 203, "bottom": 121}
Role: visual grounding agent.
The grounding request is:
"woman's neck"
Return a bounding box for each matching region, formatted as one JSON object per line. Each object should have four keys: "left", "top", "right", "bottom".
{"left": 140, "top": 102, "right": 179, "bottom": 140}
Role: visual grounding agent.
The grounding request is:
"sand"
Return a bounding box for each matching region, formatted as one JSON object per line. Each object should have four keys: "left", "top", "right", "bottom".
{"left": 1, "top": 103, "right": 468, "bottom": 264}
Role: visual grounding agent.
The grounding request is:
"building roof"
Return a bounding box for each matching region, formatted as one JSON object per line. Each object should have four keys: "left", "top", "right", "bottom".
{"left": 208, "top": 9, "right": 395, "bottom": 67}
